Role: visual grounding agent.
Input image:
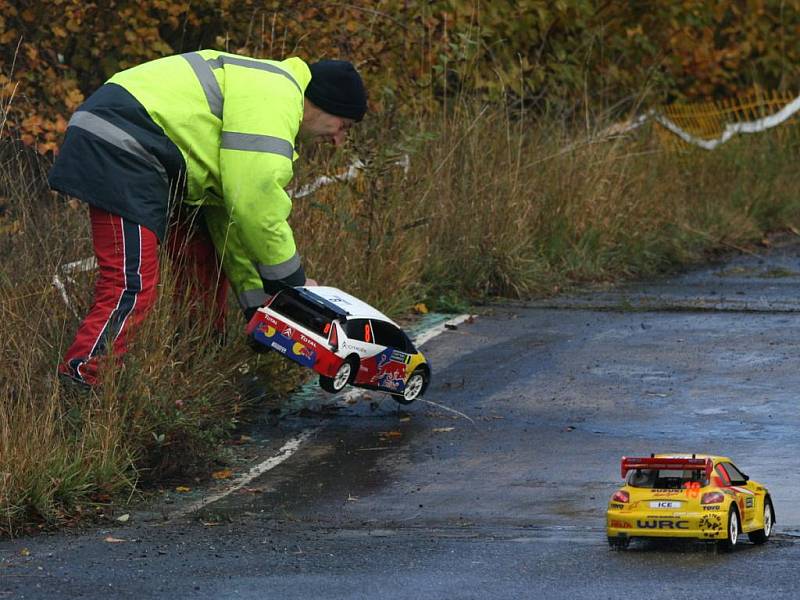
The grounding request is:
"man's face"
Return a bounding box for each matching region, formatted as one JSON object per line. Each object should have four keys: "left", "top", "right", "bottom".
{"left": 300, "top": 103, "right": 356, "bottom": 147}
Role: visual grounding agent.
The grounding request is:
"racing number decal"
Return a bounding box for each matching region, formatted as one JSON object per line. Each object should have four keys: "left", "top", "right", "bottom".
{"left": 682, "top": 481, "right": 701, "bottom": 498}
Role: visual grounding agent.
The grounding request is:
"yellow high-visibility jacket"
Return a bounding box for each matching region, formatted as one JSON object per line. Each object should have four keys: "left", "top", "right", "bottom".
{"left": 107, "top": 50, "right": 310, "bottom": 310}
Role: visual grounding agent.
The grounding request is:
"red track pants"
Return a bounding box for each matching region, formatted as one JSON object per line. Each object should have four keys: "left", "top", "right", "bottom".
{"left": 59, "top": 206, "right": 229, "bottom": 386}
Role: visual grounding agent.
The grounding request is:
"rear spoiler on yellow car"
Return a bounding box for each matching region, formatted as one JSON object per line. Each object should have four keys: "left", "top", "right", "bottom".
{"left": 621, "top": 456, "right": 713, "bottom": 480}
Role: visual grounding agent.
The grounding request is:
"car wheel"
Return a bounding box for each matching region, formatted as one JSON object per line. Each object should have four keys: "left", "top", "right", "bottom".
{"left": 320, "top": 357, "right": 357, "bottom": 394}
{"left": 393, "top": 368, "right": 428, "bottom": 405}
{"left": 608, "top": 536, "right": 630, "bottom": 551}
{"left": 717, "top": 506, "right": 740, "bottom": 552}
{"left": 748, "top": 498, "right": 774, "bottom": 544}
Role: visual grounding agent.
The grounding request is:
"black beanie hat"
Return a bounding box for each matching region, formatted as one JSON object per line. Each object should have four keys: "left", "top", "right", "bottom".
{"left": 305, "top": 60, "right": 367, "bottom": 122}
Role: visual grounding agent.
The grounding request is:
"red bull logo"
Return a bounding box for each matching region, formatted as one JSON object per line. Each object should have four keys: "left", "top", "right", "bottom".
{"left": 293, "top": 342, "right": 314, "bottom": 360}
{"left": 290, "top": 342, "right": 316, "bottom": 366}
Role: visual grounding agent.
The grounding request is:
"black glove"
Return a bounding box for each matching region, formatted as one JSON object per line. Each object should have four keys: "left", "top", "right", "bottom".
{"left": 261, "top": 264, "right": 306, "bottom": 294}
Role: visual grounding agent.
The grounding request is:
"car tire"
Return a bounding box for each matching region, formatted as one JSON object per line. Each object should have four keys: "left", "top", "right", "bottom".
{"left": 717, "top": 506, "right": 740, "bottom": 552}
{"left": 748, "top": 497, "right": 774, "bottom": 545}
{"left": 607, "top": 536, "right": 630, "bottom": 551}
{"left": 393, "top": 368, "right": 429, "bottom": 405}
{"left": 320, "top": 357, "right": 358, "bottom": 394}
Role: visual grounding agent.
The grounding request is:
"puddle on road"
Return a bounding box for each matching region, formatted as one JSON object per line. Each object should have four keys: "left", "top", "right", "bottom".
{"left": 588, "top": 365, "right": 673, "bottom": 382}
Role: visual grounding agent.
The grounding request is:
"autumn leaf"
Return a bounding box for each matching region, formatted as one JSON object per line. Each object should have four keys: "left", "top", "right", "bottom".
{"left": 104, "top": 536, "right": 126, "bottom": 543}
{"left": 64, "top": 89, "right": 85, "bottom": 111}
{"left": 175, "top": 486, "right": 191, "bottom": 493}
{"left": 211, "top": 469, "right": 233, "bottom": 480}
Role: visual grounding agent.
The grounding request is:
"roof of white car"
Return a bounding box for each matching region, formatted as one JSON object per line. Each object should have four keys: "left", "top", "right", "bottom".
{"left": 301, "top": 286, "right": 396, "bottom": 324}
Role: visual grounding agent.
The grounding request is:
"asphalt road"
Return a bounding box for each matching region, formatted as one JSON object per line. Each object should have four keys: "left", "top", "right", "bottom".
{"left": 3, "top": 238, "right": 800, "bottom": 599}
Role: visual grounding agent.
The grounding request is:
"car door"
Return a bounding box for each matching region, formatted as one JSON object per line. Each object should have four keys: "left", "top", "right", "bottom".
{"left": 718, "top": 462, "right": 755, "bottom": 528}
{"left": 342, "top": 318, "right": 385, "bottom": 382}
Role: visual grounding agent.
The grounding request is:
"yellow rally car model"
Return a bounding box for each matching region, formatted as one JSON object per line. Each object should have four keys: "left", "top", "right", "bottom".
{"left": 607, "top": 455, "right": 774, "bottom": 551}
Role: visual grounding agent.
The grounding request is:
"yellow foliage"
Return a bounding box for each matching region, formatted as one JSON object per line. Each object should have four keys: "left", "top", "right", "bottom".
{"left": 0, "top": 1, "right": 799, "bottom": 152}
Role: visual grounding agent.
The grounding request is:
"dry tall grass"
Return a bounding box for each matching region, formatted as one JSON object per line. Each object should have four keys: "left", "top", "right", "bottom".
{"left": 1, "top": 101, "right": 799, "bottom": 535}
{"left": 298, "top": 103, "right": 800, "bottom": 303}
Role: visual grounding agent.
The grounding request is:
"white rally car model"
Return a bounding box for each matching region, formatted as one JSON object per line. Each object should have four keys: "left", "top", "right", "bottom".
{"left": 246, "top": 286, "right": 431, "bottom": 404}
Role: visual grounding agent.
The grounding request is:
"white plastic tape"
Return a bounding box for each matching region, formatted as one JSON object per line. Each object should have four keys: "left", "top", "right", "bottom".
{"left": 606, "top": 94, "right": 800, "bottom": 149}
{"left": 289, "top": 155, "right": 409, "bottom": 199}
{"left": 52, "top": 257, "right": 98, "bottom": 315}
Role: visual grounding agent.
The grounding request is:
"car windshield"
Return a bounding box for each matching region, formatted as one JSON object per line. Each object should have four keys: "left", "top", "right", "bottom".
{"left": 626, "top": 468, "right": 708, "bottom": 489}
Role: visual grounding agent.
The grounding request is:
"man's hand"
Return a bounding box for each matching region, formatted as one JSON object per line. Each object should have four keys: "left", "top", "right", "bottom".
{"left": 304, "top": 277, "right": 318, "bottom": 287}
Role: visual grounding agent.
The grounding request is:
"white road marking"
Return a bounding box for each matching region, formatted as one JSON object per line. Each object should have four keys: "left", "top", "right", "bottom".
{"left": 412, "top": 314, "right": 474, "bottom": 347}
{"left": 171, "top": 313, "right": 474, "bottom": 518}
{"left": 170, "top": 428, "right": 321, "bottom": 519}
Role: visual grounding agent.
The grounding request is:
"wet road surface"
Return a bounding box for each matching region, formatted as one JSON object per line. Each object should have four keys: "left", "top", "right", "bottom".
{"left": 3, "top": 239, "right": 800, "bottom": 598}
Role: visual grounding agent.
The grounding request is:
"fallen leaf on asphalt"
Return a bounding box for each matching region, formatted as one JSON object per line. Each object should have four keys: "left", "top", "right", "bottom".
{"left": 19, "top": 548, "right": 30, "bottom": 557}
{"left": 228, "top": 435, "right": 253, "bottom": 446}
{"left": 104, "top": 536, "right": 126, "bottom": 543}
{"left": 399, "top": 416, "right": 411, "bottom": 423}
{"left": 432, "top": 427, "right": 455, "bottom": 433}
{"left": 175, "top": 486, "right": 192, "bottom": 493}
{"left": 211, "top": 469, "right": 233, "bottom": 480}
{"left": 379, "top": 431, "right": 402, "bottom": 440}
{"left": 116, "top": 514, "right": 130, "bottom": 523}
{"left": 413, "top": 303, "right": 429, "bottom": 314}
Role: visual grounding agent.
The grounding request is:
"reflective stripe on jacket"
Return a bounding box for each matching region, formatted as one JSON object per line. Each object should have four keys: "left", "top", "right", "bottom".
{"left": 107, "top": 50, "right": 311, "bottom": 309}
